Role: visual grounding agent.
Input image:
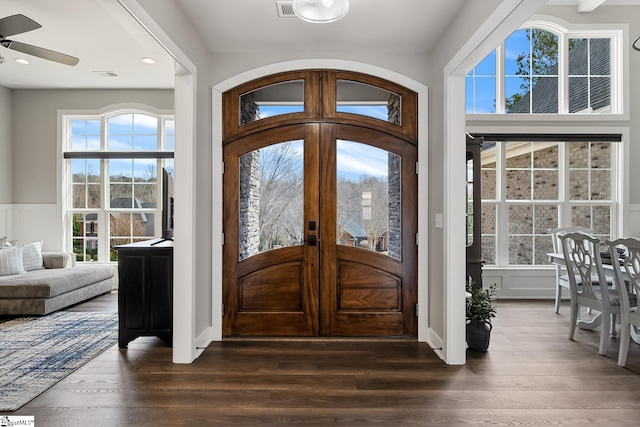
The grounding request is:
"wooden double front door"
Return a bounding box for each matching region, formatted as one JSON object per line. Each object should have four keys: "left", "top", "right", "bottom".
{"left": 222, "top": 71, "right": 418, "bottom": 337}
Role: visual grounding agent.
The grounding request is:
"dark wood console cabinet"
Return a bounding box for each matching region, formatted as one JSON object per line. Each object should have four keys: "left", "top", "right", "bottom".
{"left": 115, "top": 239, "right": 173, "bottom": 348}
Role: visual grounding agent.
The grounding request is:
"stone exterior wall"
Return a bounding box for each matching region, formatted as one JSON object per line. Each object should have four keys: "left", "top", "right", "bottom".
{"left": 239, "top": 150, "right": 261, "bottom": 260}
{"left": 240, "top": 92, "right": 259, "bottom": 125}
{"left": 238, "top": 94, "right": 261, "bottom": 260}
{"left": 387, "top": 96, "right": 402, "bottom": 260}
{"left": 387, "top": 93, "right": 401, "bottom": 126}
{"left": 387, "top": 153, "right": 401, "bottom": 260}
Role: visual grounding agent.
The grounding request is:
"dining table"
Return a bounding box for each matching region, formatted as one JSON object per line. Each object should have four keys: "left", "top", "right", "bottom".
{"left": 547, "top": 252, "right": 640, "bottom": 344}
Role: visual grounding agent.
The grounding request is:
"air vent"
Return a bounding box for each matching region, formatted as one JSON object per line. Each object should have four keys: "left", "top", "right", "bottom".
{"left": 93, "top": 71, "right": 119, "bottom": 77}
{"left": 276, "top": 1, "right": 296, "bottom": 17}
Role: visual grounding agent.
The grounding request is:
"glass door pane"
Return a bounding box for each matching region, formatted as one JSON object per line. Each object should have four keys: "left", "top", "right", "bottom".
{"left": 336, "top": 140, "right": 401, "bottom": 260}
{"left": 238, "top": 140, "right": 304, "bottom": 260}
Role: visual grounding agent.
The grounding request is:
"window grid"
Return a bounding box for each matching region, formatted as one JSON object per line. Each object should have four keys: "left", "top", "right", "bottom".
{"left": 466, "top": 23, "right": 619, "bottom": 115}
{"left": 482, "top": 141, "right": 616, "bottom": 267}
{"left": 466, "top": 51, "right": 497, "bottom": 114}
{"left": 64, "top": 111, "right": 174, "bottom": 263}
{"left": 568, "top": 38, "right": 612, "bottom": 113}
{"left": 505, "top": 28, "right": 560, "bottom": 114}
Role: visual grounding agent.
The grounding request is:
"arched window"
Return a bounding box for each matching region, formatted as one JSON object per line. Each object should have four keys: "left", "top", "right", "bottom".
{"left": 466, "top": 22, "right": 620, "bottom": 115}
{"left": 63, "top": 110, "right": 174, "bottom": 263}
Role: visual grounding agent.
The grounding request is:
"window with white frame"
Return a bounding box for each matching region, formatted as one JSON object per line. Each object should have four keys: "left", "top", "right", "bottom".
{"left": 63, "top": 111, "right": 174, "bottom": 263}
{"left": 466, "top": 23, "right": 620, "bottom": 114}
{"left": 480, "top": 138, "right": 618, "bottom": 267}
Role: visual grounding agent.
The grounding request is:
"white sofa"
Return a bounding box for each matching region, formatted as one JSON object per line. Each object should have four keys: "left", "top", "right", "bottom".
{"left": 0, "top": 251, "right": 115, "bottom": 315}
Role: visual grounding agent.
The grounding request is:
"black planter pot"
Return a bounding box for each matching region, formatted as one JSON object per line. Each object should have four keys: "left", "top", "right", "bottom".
{"left": 466, "top": 321, "right": 492, "bottom": 352}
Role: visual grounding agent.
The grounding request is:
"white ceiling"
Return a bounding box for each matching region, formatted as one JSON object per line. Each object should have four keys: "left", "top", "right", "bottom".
{"left": 175, "top": 0, "right": 468, "bottom": 54}
{"left": 0, "top": 0, "right": 175, "bottom": 89}
{"left": 0, "top": 0, "right": 637, "bottom": 90}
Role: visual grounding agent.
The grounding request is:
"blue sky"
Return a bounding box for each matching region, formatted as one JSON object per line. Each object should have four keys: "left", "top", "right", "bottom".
{"left": 466, "top": 28, "right": 537, "bottom": 113}
{"left": 259, "top": 103, "right": 391, "bottom": 182}
{"left": 260, "top": 105, "right": 390, "bottom": 181}
{"left": 260, "top": 137, "right": 389, "bottom": 183}
{"left": 70, "top": 114, "right": 173, "bottom": 179}
{"left": 336, "top": 140, "right": 389, "bottom": 182}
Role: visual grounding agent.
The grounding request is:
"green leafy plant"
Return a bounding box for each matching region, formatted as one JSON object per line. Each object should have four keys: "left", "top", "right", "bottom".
{"left": 466, "top": 280, "right": 497, "bottom": 324}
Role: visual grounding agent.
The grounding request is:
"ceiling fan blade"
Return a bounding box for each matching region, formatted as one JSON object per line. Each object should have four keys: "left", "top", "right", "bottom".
{"left": 3, "top": 40, "right": 79, "bottom": 66}
{"left": 0, "top": 14, "right": 41, "bottom": 38}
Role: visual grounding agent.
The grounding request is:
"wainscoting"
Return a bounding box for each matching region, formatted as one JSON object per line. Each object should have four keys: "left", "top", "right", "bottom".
{"left": 0, "top": 204, "right": 62, "bottom": 251}
{"left": 484, "top": 267, "right": 557, "bottom": 300}
{"left": 0, "top": 204, "right": 11, "bottom": 240}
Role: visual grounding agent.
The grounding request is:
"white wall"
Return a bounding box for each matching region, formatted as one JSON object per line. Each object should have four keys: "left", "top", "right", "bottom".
{"left": 0, "top": 86, "right": 12, "bottom": 205}
{"left": 210, "top": 52, "right": 430, "bottom": 88}
{"left": 132, "top": 0, "right": 214, "bottom": 363}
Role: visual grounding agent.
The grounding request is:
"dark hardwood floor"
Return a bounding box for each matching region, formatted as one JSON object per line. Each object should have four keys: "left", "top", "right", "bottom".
{"left": 8, "top": 294, "right": 640, "bottom": 426}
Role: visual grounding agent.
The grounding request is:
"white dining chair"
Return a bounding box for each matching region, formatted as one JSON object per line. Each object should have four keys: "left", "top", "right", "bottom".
{"left": 549, "top": 226, "right": 594, "bottom": 313}
{"left": 605, "top": 238, "right": 640, "bottom": 367}
{"left": 560, "top": 232, "right": 620, "bottom": 355}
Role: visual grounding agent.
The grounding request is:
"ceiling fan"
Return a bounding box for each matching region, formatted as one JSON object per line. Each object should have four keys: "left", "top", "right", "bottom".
{"left": 0, "top": 14, "right": 79, "bottom": 66}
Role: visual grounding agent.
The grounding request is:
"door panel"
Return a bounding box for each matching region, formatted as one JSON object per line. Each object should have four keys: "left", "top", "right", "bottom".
{"left": 239, "top": 262, "right": 303, "bottom": 310}
{"left": 223, "top": 125, "right": 319, "bottom": 336}
{"left": 337, "top": 261, "right": 401, "bottom": 310}
{"left": 319, "top": 124, "right": 417, "bottom": 336}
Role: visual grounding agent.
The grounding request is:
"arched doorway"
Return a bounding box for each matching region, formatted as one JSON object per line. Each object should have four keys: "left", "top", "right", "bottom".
{"left": 222, "top": 70, "right": 418, "bottom": 337}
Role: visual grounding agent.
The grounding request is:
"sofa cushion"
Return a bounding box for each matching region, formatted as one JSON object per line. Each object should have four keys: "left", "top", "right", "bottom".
{"left": 0, "top": 265, "right": 115, "bottom": 298}
{"left": 42, "top": 252, "right": 76, "bottom": 269}
{"left": 22, "top": 241, "right": 44, "bottom": 271}
{"left": 0, "top": 246, "right": 26, "bottom": 276}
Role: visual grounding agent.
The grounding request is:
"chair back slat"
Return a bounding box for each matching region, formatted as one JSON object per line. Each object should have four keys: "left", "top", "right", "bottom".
{"left": 606, "top": 237, "right": 640, "bottom": 366}
{"left": 606, "top": 238, "right": 640, "bottom": 312}
{"left": 548, "top": 226, "right": 594, "bottom": 254}
{"left": 559, "top": 232, "right": 609, "bottom": 304}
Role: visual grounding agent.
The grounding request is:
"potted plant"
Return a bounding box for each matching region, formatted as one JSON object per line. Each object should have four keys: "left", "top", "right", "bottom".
{"left": 466, "top": 280, "right": 497, "bottom": 352}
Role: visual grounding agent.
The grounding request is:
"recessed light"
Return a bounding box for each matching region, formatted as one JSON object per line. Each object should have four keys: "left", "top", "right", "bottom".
{"left": 15, "top": 58, "right": 30, "bottom": 65}
{"left": 140, "top": 57, "right": 156, "bottom": 64}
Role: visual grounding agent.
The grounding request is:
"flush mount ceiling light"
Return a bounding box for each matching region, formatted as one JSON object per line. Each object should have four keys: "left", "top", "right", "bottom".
{"left": 292, "top": 0, "right": 349, "bottom": 24}
{"left": 14, "top": 58, "right": 29, "bottom": 64}
{"left": 140, "top": 57, "right": 157, "bottom": 64}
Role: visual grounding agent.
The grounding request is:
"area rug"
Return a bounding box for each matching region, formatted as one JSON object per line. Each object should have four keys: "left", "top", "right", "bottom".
{"left": 0, "top": 311, "right": 118, "bottom": 411}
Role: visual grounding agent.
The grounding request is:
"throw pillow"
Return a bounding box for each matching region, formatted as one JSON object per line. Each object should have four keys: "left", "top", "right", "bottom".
{"left": 22, "top": 241, "right": 44, "bottom": 271}
{"left": 0, "top": 246, "right": 25, "bottom": 276}
{"left": 0, "top": 236, "right": 8, "bottom": 247}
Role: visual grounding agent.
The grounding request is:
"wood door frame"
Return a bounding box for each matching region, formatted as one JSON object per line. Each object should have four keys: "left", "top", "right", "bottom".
{"left": 222, "top": 69, "right": 419, "bottom": 337}
{"left": 212, "top": 60, "right": 430, "bottom": 344}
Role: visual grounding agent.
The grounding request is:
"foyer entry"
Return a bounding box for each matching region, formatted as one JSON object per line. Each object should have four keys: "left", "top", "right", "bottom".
{"left": 222, "top": 71, "right": 418, "bottom": 337}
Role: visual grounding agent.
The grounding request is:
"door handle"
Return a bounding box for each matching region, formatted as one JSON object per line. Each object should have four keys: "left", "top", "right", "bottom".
{"left": 308, "top": 235, "right": 317, "bottom": 246}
